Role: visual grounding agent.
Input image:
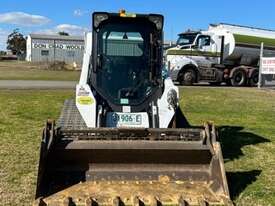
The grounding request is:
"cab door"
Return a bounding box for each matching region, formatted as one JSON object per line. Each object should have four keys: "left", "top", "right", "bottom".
{"left": 190, "top": 35, "right": 219, "bottom": 80}
{"left": 190, "top": 35, "right": 219, "bottom": 67}
{"left": 197, "top": 35, "right": 212, "bottom": 53}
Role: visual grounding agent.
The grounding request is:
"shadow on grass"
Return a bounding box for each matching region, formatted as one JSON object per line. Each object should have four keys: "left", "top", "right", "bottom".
{"left": 218, "top": 126, "right": 269, "bottom": 200}
{"left": 227, "top": 170, "right": 261, "bottom": 200}
{"left": 218, "top": 126, "right": 270, "bottom": 161}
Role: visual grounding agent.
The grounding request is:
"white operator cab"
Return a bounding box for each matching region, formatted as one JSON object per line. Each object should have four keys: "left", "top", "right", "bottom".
{"left": 35, "top": 13, "right": 232, "bottom": 205}
{"left": 75, "top": 11, "right": 185, "bottom": 129}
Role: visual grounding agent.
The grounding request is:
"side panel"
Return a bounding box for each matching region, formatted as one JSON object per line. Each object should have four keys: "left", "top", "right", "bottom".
{"left": 76, "top": 33, "right": 96, "bottom": 128}
{"left": 166, "top": 54, "right": 198, "bottom": 81}
{"left": 76, "top": 84, "right": 96, "bottom": 128}
{"left": 157, "top": 78, "right": 179, "bottom": 128}
{"left": 189, "top": 55, "right": 218, "bottom": 68}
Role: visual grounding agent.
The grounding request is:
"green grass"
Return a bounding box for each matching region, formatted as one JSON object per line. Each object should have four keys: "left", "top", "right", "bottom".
{"left": 180, "top": 87, "right": 275, "bottom": 206}
{"left": 0, "top": 61, "right": 80, "bottom": 81}
{"left": 0, "top": 87, "right": 274, "bottom": 205}
{"left": 0, "top": 90, "right": 74, "bottom": 206}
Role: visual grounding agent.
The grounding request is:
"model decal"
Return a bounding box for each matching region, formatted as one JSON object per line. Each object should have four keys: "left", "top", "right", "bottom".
{"left": 77, "top": 96, "right": 94, "bottom": 105}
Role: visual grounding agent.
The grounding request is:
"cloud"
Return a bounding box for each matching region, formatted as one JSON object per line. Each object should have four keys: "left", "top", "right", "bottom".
{"left": 35, "top": 24, "right": 88, "bottom": 36}
{"left": 73, "top": 9, "right": 88, "bottom": 17}
{"left": 0, "top": 28, "right": 9, "bottom": 50}
{"left": 0, "top": 12, "right": 50, "bottom": 26}
{"left": 56, "top": 24, "right": 88, "bottom": 35}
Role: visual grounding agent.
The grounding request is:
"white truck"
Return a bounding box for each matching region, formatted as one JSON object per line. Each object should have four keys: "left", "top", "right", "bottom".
{"left": 166, "top": 23, "right": 275, "bottom": 86}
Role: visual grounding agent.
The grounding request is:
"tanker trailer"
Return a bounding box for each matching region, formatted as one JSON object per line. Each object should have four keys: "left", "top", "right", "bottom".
{"left": 166, "top": 23, "right": 275, "bottom": 86}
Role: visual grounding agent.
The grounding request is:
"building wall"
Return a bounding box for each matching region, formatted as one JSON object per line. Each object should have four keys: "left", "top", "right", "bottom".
{"left": 53, "top": 39, "right": 84, "bottom": 64}
{"left": 27, "top": 35, "right": 85, "bottom": 65}
{"left": 26, "top": 35, "right": 32, "bottom": 61}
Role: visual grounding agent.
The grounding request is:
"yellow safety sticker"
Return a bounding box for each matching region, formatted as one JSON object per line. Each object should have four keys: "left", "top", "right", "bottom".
{"left": 77, "top": 96, "right": 94, "bottom": 105}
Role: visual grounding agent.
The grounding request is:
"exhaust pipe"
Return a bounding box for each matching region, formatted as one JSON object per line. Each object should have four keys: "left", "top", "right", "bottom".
{"left": 220, "top": 36, "right": 225, "bottom": 65}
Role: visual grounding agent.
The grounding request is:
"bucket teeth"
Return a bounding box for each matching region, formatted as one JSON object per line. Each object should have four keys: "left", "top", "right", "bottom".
{"left": 63, "top": 197, "right": 75, "bottom": 206}
{"left": 178, "top": 196, "right": 188, "bottom": 206}
{"left": 113, "top": 196, "right": 124, "bottom": 206}
{"left": 199, "top": 199, "right": 209, "bottom": 206}
{"left": 133, "top": 196, "right": 144, "bottom": 206}
{"left": 86, "top": 197, "right": 98, "bottom": 206}
{"left": 152, "top": 196, "right": 162, "bottom": 206}
{"left": 37, "top": 195, "right": 228, "bottom": 206}
{"left": 38, "top": 198, "right": 47, "bottom": 206}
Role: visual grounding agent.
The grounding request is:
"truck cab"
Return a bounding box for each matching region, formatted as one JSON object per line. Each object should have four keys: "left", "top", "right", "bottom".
{"left": 166, "top": 31, "right": 225, "bottom": 85}
{"left": 166, "top": 24, "right": 274, "bottom": 87}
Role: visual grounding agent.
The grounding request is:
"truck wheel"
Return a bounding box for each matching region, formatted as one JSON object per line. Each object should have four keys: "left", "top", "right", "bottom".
{"left": 230, "top": 69, "right": 247, "bottom": 86}
{"left": 179, "top": 69, "right": 196, "bottom": 86}
{"left": 249, "top": 70, "right": 259, "bottom": 86}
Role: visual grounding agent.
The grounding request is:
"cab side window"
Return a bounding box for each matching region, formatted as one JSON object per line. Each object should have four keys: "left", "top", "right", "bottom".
{"left": 196, "top": 35, "right": 211, "bottom": 47}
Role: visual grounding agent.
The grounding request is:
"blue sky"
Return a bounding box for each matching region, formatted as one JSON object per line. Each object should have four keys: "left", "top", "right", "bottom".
{"left": 1, "top": 0, "right": 275, "bottom": 50}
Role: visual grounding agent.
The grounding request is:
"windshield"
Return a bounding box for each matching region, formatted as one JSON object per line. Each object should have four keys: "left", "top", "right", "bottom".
{"left": 176, "top": 33, "right": 197, "bottom": 45}
{"left": 97, "top": 22, "right": 154, "bottom": 105}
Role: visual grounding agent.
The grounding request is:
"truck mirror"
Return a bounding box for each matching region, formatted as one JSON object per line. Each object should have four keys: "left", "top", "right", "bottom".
{"left": 199, "top": 44, "right": 203, "bottom": 49}
{"left": 197, "top": 40, "right": 203, "bottom": 49}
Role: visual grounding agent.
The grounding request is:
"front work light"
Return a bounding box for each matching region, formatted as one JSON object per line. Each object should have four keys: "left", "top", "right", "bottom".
{"left": 93, "top": 13, "right": 109, "bottom": 28}
{"left": 149, "top": 15, "right": 164, "bottom": 31}
{"left": 119, "top": 9, "right": 136, "bottom": 18}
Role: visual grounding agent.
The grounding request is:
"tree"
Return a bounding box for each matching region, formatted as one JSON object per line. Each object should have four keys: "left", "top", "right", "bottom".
{"left": 0, "top": 51, "right": 6, "bottom": 56}
{"left": 6, "top": 29, "right": 26, "bottom": 55}
{"left": 58, "top": 31, "right": 69, "bottom": 36}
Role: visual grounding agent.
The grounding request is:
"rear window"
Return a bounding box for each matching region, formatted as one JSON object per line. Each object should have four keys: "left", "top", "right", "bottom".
{"left": 102, "top": 31, "right": 144, "bottom": 56}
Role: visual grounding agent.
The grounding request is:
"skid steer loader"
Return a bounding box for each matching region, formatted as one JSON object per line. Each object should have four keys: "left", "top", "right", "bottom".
{"left": 35, "top": 11, "right": 232, "bottom": 206}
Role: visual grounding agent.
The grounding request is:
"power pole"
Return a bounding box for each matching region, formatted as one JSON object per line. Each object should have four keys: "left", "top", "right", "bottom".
{"left": 258, "top": 42, "right": 264, "bottom": 88}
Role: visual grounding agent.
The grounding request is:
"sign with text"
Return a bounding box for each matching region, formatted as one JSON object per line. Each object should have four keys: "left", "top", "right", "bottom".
{"left": 32, "top": 43, "right": 84, "bottom": 50}
{"left": 261, "top": 57, "right": 275, "bottom": 74}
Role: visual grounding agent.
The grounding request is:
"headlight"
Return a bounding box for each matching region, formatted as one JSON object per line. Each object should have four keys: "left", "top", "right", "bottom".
{"left": 93, "top": 13, "right": 109, "bottom": 28}
{"left": 149, "top": 15, "right": 164, "bottom": 31}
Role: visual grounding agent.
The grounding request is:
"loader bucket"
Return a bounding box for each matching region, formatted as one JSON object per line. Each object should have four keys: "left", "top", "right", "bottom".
{"left": 35, "top": 121, "right": 232, "bottom": 206}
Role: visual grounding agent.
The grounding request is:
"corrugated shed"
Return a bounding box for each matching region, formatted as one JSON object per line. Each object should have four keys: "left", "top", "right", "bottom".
{"left": 27, "top": 34, "right": 85, "bottom": 65}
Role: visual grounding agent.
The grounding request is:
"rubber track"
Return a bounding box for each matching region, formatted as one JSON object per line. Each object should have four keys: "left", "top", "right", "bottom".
{"left": 57, "top": 99, "right": 88, "bottom": 130}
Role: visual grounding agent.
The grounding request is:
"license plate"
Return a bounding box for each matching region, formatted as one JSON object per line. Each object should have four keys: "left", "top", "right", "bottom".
{"left": 112, "top": 113, "right": 142, "bottom": 125}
